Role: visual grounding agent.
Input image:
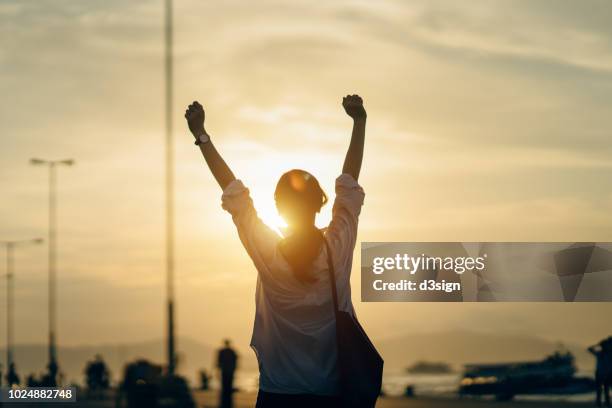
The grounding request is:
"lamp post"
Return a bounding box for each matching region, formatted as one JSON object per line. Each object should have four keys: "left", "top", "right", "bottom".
{"left": 1, "top": 238, "right": 43, "bottom": 381}
{"left": 30, "top": 158, "right": 74, "bottom": 385}
{"left": 164, "top": 0, "right": 176, "bottom": 376}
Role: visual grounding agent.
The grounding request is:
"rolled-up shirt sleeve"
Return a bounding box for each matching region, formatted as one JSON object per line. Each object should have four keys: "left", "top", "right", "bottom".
{"left": 221, "top": 180, "right": 280, "bottom": 267}
{"left": 326, "top": 174, "right": 365, "bottom": 273}
{"left": 221, "top": 180, "right": 253, "bottom": 215}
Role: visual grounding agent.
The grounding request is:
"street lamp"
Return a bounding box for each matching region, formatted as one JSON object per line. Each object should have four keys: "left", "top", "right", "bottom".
{"left": 29, "top": 158, "right": 74, "bottom": 385}
{"left": 1, "top": 238, "right": 43, "bottom": 383}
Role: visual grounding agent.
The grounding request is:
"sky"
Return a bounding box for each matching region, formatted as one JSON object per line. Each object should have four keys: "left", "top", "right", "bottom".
{"left": 1, "top": 0, "right": 612, "bottom": 357}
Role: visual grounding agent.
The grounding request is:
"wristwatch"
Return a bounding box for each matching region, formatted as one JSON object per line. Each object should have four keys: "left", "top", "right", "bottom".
{"left": 194, "top": 132, "right": 210, "bottom": 145}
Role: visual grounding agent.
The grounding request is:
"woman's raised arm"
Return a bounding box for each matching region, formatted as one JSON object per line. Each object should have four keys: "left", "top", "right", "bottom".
{"left": 185, "top": 101, "right": 236, "bottom": 190}
{"left": 341, "top": 94, "right": 367, "bottom": 181}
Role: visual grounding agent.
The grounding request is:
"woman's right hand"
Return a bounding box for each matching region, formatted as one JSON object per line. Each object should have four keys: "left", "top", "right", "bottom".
{"left": 342, "top": 94, "right": 367, "bottom": 121}
{"left": 185, "top": 101, "right": 206, "bottom": 138}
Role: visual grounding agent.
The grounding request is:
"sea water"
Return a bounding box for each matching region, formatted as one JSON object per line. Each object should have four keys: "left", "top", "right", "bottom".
{"left": 229, "top": 371, "right": 595, "bottom": 403}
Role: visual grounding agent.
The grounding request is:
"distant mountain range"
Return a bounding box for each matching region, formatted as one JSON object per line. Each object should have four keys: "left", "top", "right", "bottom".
{"left": 0, "top": 331, "right": 595, "bottom": 386}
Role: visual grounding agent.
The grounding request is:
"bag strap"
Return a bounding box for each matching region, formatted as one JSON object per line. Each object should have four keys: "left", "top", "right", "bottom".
{"left": 321, "top": 232, "right": 340, "bottom": 316}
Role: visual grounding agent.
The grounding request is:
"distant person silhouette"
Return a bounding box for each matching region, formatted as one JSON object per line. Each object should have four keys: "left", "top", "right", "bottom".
{"left": 217, "top": 339, "right": 238, "bottom": 408}
{"left": 589, "top": 337, "right": 612, "bottom": 407}
{"left": 85, "top": 354, "right": 110, "bottom": 397}
{"left": 6, "top": 362, "right": 20, "bottom": 387}
{"left": 26, "top": 373, "right": 39, "bottom": 387}
{"left": 185, "top": 94, "right": 367, "bottom": 407}
{"left": 199, "top": 369, "right": 211, "bottom": 390}
{"left": 119, "top": 359, "right": 162, "bottom": 408}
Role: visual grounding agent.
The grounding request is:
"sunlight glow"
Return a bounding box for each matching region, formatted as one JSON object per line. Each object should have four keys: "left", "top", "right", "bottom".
{"left": 254, "top": 200, "right": 287, "bottom": 235}
{"left": 233, "top": 146, "right": 338, "bottom": 234}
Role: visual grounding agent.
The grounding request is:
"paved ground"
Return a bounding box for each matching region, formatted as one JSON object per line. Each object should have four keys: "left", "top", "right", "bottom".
{"left": 194, "top": 391, "right": 594, "bottom": 408}
{"left": 1, "top": 390, "right": 596, "bottom": 407}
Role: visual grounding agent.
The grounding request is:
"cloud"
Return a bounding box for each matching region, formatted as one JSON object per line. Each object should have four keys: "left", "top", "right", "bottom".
{"left": 347, "top": 0, "right": 612, "bottom": 73}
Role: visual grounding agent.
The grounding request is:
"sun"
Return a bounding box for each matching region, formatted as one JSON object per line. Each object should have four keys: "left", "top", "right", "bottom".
{"left": 249, "top": 181, "right": 287, "bottom": 235}
{"left": 231, "top": 144, "right": 337, "bottom": 235}
{"left": 254, "top": 200, "right": 287, "bottom": 235}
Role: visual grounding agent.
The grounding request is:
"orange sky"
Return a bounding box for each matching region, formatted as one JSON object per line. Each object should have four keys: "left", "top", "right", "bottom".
{"left": 1, "top": 0, "right": 612, "bottom": 354}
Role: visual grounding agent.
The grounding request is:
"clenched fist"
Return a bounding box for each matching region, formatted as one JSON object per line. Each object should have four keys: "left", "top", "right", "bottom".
{"left": 342, "top": 94, "right": 366, "bottom": 120}
{"left": 185, "top": 101, "right": 205, "bottom": 138}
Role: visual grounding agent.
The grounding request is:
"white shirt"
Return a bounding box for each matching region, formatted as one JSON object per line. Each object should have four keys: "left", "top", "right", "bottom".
{"left": 221, "top": 174, "right": 365, "bottom": 395}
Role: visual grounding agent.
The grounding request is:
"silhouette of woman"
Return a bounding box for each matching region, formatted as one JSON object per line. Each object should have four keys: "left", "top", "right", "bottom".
{"left": 185, "top": 94, "right": 367, "bottom": 408}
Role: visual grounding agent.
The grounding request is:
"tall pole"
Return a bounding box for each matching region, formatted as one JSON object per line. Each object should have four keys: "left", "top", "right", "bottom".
{"left": 2, "top": 238, "right": 43, "bottom": 382}
{"left": 165, "top": 0, "right": 176, "bottom": 376}
{"left": 48, "top": 163, "right": 58, "bottom": 381}
{"left": 6, "top": 244, "right": 14, "bottom": 371}
{"left": 30, "top": 158, "right": 73, "bottom": 385}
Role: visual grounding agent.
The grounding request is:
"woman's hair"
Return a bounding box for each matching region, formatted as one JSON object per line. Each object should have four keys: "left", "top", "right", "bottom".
{"left": 274, "top": 169, "right": 327, "bottom": 214}
{"left": 275, "top": 169, "right": 328, "bottom": 283}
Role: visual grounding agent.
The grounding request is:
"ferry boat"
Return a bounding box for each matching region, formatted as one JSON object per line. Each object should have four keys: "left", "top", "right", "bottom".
{"left": 459, "top": 351, "right": 594, "bottom": 400}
